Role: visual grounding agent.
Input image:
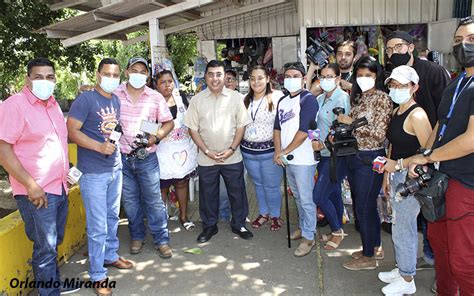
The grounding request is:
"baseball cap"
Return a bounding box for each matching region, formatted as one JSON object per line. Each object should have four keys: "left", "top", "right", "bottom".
{"left": 387, "top": 31, "right": 414, "bottom": 44}
{"left": 385, "top": 65, "right": 419, "bottom": 85}
{"left": 127, "top": 57, "right": 148, "bottom": 69}
{"left": 284, "top": 62, "right": 306, "bottom": 75}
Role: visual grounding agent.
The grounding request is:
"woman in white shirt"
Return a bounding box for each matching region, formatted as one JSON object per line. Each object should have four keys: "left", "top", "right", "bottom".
{"left": 155, "top": 70, "right": 198, "bottom": 231}
{"left": 240, "top": 66, "right": 284, "bottom": 231}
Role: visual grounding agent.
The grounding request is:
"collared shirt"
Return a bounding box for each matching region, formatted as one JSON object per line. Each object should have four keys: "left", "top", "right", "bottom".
{"left": 350, "top": 90, "right": 393, "bottom": 150}
{"left": 184, "top": 87, "right": 251, "bottom": 166}
{"left": 316, "top": 87, "right": 350, "bottom": 157}
{"left": 0, "top": 86, "right": 68, "bottom": 196}
{"left": 114, "top": 83, "right": 173, "bottom": 154}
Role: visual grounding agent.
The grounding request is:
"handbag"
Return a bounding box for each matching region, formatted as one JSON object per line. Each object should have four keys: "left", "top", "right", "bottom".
{"left": 414, "top": 170, "right": 449, "bottom": 222}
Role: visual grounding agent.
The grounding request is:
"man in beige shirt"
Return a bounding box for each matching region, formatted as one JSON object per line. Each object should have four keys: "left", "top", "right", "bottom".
{"left": 184, "top": 60, "right": 252, "bottom": 243}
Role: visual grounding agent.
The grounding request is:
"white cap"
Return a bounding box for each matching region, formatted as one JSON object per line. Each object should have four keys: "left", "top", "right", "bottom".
{"left": 385, "top": 65, "right": 419, "bottom": 85}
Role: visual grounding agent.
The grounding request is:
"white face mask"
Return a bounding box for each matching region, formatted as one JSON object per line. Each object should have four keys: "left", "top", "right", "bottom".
{"left": 128, "top": 73, "right": 147, "bottom": 89}
{"left": 284, "top": 78, "right": 302, "bottom": 93}
{"left": 319, "top": 78, "right": 337, "bottom": 93}
{"left": 356, "top": 77, "right": 375, "bottom": 92}
{"left": 100, "top": 75, "right": 120, "bottom": 93}
{"left": 389, "top": 88, "right": 412, "bottom": 105}
{"left": 30, "top": 79, "right": 55, "bottom": 101}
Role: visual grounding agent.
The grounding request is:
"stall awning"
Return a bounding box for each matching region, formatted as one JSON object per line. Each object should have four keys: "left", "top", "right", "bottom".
{"left": 39, "top": 0, "right": 292, "bottom": 47}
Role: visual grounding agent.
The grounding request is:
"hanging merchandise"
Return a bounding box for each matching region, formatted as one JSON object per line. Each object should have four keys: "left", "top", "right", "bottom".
{"left": 193, "top": 57, "right": 208, "bottom": 93}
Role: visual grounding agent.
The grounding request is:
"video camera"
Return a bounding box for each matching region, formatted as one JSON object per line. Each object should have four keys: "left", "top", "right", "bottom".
{"left": 325, "top": 107, "right": 368, "bottom": 157}
{"left": 129, "top": 133, "right": 149, "bottom": 160}
{"left": 395, "top": 165, "right": 433, "bottom": 198}
{"left": 305, "top": 31, "right": 334, "bottom": 68}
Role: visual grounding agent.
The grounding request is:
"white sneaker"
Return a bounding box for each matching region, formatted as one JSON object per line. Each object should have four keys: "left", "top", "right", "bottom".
{"left": 378, "top": 268, "right": 401, "bottom": 284}
{"left": 382, "top": 277, "right": 416, "bottom": 295}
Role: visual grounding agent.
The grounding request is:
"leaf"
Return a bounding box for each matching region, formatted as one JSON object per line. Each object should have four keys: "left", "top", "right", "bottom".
{"left": 184, "top": 247, "right": 203, "bottom": 255}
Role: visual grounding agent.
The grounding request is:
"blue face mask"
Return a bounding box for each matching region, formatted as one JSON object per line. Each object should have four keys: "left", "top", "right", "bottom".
{"left": 319, "top": 78, "right": 337, "bottom": 93}
{"left": 30, "top": 79, "right": 55, "bottom": 101}
{"left": 128, "top": 73, "right": 147, "bottom": 89}
{"left": 100, "top": 75, "right": 120, "bottom": 93}
{"left": 389, "top": 88, "right": 412, "bottom": 105}
{"left": 284, "top": 78, "right": 302, "bottom": 93}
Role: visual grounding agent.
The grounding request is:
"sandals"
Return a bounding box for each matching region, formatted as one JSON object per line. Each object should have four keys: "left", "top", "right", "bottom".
{"left": 323, "top": 230, "right": 348, "bottom": 250}
{"left": 180, "top": 220, "right": 195, "bottom": 231}
{"left": 251, "top": 215, "right": 269, "bottom": 228}
{"left": 270, "top": 217, "right": 283, "bottom": 231}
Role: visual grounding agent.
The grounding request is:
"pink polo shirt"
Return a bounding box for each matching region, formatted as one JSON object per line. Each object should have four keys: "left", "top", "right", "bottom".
{"left": 114, "top": 83, "right": 173, "bottom": 154}
{"left": 0, "top": 87, "right": 69, "bottom": 196}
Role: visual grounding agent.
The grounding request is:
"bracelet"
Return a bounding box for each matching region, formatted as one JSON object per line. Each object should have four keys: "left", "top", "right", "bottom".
{"left": 204, "top": 149, "right": 209, "bottom": 155}
{"left": 228, "top": 146, "right": 235, "bottom": 152}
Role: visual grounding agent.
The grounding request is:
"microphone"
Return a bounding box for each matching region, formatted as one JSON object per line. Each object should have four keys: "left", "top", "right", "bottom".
{"left": 106, "top": 123, "right": 122, "bottom": 158}
{"left": 308, "top": 121, "right": 321, "bottom": 162}
{"left": 280, "top": 154, "right": 294, "bottom": 165}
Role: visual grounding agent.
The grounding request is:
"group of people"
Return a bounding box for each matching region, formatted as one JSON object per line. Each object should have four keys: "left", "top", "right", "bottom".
{"left": 0, "top": 17, "right": 473, "bottom": 296}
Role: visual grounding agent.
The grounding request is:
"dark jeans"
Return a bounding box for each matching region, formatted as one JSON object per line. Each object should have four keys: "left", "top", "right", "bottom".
{"left": 313, "top": 156, "right": 347, "bottom": 232}
{"left": 198, "top": 161, "right": 249, "bottom": 229}
{"left": 15, "top": 188, "right": 68, "bottom": 296}
{"left": 345, "top": 150, "right": 384, "bottom": 257}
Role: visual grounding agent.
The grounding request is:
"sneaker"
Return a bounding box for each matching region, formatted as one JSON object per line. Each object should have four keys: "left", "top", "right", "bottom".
{"left": 155, "top": 244, "right": 173, "bottom": 259}
{"left": 381, "top": 277, "right": 416, "bottom": 295}
{"left": 130, "top": 240, "right": 145, "bottom": 254}
{"left": 378, "top": 268, "right": 401, "bottom": 284}
{"left": 60, "top": 285, "right": 80, "bottom": 295}
{"left": 416, "top": 257, "right": 435, "bottom": 270}
{"left": 352, "top": 246, "right": 384, "bottom": 260}
{"left": 343, "top": 256, "right": 378, "bottom": 271}
{"left": 289, "top": 228, "right": 302, "bottom": 240}
{"left": 294, "top": 238, "right": 315, "bottom": 257}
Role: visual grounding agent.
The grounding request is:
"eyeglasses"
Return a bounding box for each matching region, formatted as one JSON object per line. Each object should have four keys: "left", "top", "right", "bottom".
{"left": 387, "top": 83, "right": 411, "bottom": 89}
{"left": 386, "top": 43, "right": 409, "bottom": 55}
{"left": 225, "top": 77, "right": 237, "bottom": 82}
{"left": 318, "top": 75, "right": 337, "bottom": 80}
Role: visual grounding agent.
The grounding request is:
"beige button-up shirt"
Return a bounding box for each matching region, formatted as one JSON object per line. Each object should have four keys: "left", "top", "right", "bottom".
{"left": 184, "top": 87, "right": 251, "bottom": 166}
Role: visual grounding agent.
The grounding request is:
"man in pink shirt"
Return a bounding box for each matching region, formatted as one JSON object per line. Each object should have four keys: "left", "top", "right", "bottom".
{"left": 114, "top": 57, "right": 174, "bottom": 257}
{"left": 0, "top": 58, "right": 77, "bottom": 295}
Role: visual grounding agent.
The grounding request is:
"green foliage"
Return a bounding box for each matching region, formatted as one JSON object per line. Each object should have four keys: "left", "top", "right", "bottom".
{"left": 98, "top": 32, "right": 149, "bottom": 81}
{"left": 0, "top": 0, "right": 102, "bottom": 100}
{"left": 166, "top": 33, "right": 198, "bottom": 81}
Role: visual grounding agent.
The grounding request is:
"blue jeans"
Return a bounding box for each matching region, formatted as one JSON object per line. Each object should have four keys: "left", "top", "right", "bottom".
{"left": 79, "top": 167, "right": 122, "bottom": 282}
{"left": 15, "top": 189, "right": 68, "bottom": 296}
{"left": 421, "top": 216, "right": 435, "bottom": 264}
{"left": 286, "top": 164, "right": 317, "bottom": 240}
{"left": 121, "top": 153, "right": 169, "bottom": 246}
{"left": 219, "top": 176, "right": 231, "bottom": 220}
{"left": 242, "top": 151, "right": 283, "bottom": 217}
{"left": 313, "top": 157, "right": 346, "bottom": 232}
{"left": 345, "top": 150, "right": 384, "bottom": 257}
{"left": 390, "top": 170, "right": 420, "bottom": 277}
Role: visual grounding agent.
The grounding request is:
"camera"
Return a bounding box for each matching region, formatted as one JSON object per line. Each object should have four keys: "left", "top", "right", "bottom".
{"left": 325, "top": 107, "right": 368, "bottom": 157}
{"left": 395, "top": 165, "right": 432, "bottom": 197}
{"left": 129, "top": 133, "right": 150, "bottom": 160}
{"left": 305, "top": 31, "right": 334, "bottom": 68}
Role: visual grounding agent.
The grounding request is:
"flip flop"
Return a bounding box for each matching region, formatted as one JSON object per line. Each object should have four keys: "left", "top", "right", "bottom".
{"left": 181, "top": 221, "right": 195, "bottom": 231}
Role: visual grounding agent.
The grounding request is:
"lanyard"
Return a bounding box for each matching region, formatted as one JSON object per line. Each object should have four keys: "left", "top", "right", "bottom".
{"left": 250, "top": 96, "right": 265, "bottom": 122}
{"left": 438, "top": 72, "right": 473, "bottom": 142}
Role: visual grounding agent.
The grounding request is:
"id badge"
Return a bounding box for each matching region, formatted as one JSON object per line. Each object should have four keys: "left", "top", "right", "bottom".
{"left": 248, "top": 126, "right": 257, "bottom": 140}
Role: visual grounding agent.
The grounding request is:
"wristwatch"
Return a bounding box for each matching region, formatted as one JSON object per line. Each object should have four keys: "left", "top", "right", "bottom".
{"left": 422, "top": 149, "right": 433, "bottom": 157}
{"left": 395, "top": 158, "right": 404, "bottom": 171}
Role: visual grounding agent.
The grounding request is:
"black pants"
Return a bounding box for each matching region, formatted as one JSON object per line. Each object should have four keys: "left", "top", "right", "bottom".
{"left": 198, "top": 161, "right": 249, "bottom": 229}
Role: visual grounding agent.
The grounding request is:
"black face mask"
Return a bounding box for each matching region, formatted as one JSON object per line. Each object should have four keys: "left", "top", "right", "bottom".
{"left": 453, "top": 43, "right": 474, "bottom": 68}
{"left": 389, "top": 52, "right": 411, "bottom": 67}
